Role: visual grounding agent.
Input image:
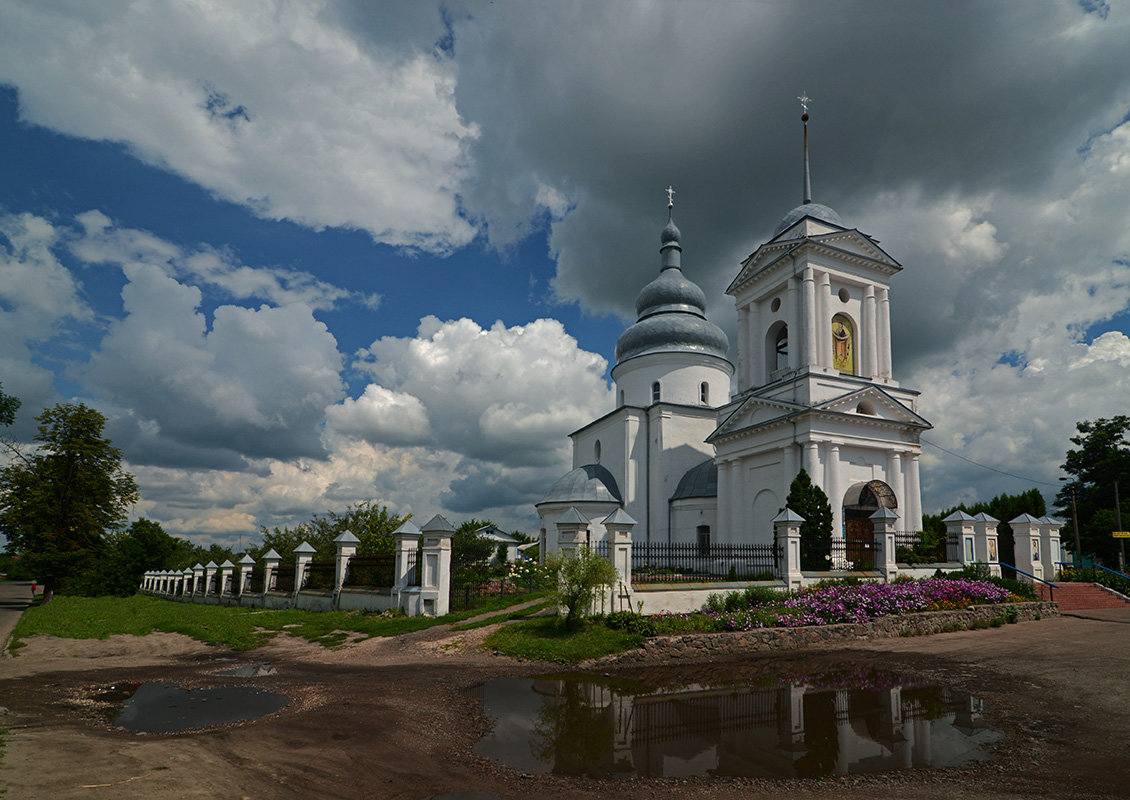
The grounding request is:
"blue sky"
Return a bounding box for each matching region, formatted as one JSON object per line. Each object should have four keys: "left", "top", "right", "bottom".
{"left": 1, "top": 1, "right": 1129, "bottom": 547}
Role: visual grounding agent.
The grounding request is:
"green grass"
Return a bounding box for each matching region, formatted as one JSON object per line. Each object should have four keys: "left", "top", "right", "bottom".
{"left": 481, "top": 617, "right": 644, "bottom": 663}
{"left": 450, "top": 597, "right": 553, "bottom": 631}
{"left": 8, "top": 593, "right": 546, "bottom": 654}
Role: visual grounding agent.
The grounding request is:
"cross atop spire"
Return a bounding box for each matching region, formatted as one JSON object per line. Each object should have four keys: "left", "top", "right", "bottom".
{"left": 666, "top": 185, "right": 675, "bottom": 209}
{"left": 800, "top": 93, "right": 812, "bottom": 204}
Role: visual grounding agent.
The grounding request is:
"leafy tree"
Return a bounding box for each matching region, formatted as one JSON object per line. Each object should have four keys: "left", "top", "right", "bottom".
{"left": 0, "top": 382, "right": 18, "bottom": 429}
{"left": 786, "top": 469, "right": 834, "bottom": 570}
{"left": 453, "top": 518, "right": 496, "bottom": 577}
{"left": 1055, "top": 417, "right": 1130, "bottom": 563}
{"left": 254, "top": 502, "right": 406, "bottom": 563}
{"left": 74, "top": 518, "right": 195, "bottom": 597}
{"left": 547, "top": 547, "right": 620, "bottom": 630}
{"left": 0, "top": 403, "right": 138, "bottom": 601}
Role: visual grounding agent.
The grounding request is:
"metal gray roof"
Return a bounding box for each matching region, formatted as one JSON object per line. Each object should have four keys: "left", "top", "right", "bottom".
{"left": 615, "top": 211, "right": 729, "bottom": 365}
{"left": 538, "top": 463, "right": 622, "bottom": 504}
{"left": 671, "top": 458, "right": 718, "bottom": 500}
{"left": 772, "top": 202, "right": 844, "bottom": 237}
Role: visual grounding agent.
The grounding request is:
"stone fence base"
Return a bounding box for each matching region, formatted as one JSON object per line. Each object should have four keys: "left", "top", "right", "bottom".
{"left": 592, "top": 601, "right": 1059, "bottom": 667}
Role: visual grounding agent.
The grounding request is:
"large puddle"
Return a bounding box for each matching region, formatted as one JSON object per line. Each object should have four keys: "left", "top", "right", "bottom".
{"left": 96, "top": 681, "right": 289, "bottom": 734}
{"left": 468, "top": 669, "right": 1000, "bottom": 779}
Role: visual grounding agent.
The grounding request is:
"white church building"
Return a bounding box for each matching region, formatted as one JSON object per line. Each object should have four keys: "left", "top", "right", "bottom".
{"left": 537, "top": 112, "right": 931, "bottom": 564}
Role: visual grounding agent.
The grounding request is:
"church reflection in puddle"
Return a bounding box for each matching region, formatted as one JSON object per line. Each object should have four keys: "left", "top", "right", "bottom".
{"left": 468, "top": 670, "right": 1000, "bottom": 779}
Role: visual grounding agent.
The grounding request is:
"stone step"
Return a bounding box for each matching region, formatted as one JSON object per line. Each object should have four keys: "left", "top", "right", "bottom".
{"left": 1037, "top": 582, "right": 1130, "bottom": 610}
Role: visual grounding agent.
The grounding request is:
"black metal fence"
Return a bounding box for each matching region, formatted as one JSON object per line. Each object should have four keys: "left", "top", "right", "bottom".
{"left": 894, "top": 530, "right": 947, "bottom": 564}
{"left": 449, "top": 573, "right": 541, "bottom": 613}
{"left": 273, "top": 564, "right": 296, "bottom": 593}
{"left": 830, "top": 538, "right": 875, "bottom": 570}
{"left": 343, "top": 554, "right": 397, "bottom": 589}
{"left": 302, "top": 560, "right": 336, "bottom": 592}
{"left": 625, "top": 541, "right": 780, "bottom": 584}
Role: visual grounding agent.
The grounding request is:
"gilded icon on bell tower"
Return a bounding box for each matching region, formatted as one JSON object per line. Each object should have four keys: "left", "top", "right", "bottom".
{"left": 831, "top": 314, "right": 854, "bottom": 374}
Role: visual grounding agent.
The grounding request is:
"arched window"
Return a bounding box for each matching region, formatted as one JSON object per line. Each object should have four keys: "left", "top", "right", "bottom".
{"left": 700, "top": 381, "right": 709, "bottom": 405}
{"left": 696, "top": 525, "right": 711, "bottom": 557}
{"left": 831, "top": 314, "right": 855, "bottom": 374}
{"left": 619, "top": 389, "right": 625, "bottom": 407}
{"left": 651, "top": 381, "right": 661, "bottom": 404}
{"left": 594, "top": 440, "right": 602, "bottom": 463}
{"left": 774, "top": 324, "right": 789, "bottom": 371}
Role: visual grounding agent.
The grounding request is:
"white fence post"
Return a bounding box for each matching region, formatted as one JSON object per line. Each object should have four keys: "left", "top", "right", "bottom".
{"left": 333, "top": 531, "right": 360, "bottom": 604}
{"left": 294, "top": 541, "right": 316, "bottom": 594}
{"left": 773, "top": 508, "right": 805, "bottom": 591}
{"left": 262, "top": 549, "right": 281, "bottom": 592}
{"left": 602, "top": 508, "right": 635, "bottom": 612}
{"left": 420, "top": 515, "right": 454, "bottom": 617}
{"left": 870, "top": 507, "right": 899, "bottom": 581}
{"left": 237, "top": 555, "right": 254, "bottom": 595}
{"left": 942, "top": 511, "right": 976, "bottom": 564}
{"left": 1010, "top": 514, "right": 1044, "bottom": 582}
{"left": 972, "top": 513, "right": 1001, "bottom": 577}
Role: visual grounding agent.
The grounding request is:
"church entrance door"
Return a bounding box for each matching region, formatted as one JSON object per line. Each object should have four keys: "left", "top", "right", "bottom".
{"left": 841, "top": 481, "right": 898, "bottom": 570}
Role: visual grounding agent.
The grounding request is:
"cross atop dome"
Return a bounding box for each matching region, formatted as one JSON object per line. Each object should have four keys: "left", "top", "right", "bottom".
{"left": 666, "top": 185, "right": 675, "bottom": 209}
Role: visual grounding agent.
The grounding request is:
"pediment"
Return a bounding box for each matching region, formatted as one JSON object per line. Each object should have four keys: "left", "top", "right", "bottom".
{"left": 708, "top": 395, "right": 804, "bottom": 441}
{"left": 814, "top": 386, "right": 931, "bottom": 428}
{"left": 727, "top": 229, "right": 901, "bottom": 296}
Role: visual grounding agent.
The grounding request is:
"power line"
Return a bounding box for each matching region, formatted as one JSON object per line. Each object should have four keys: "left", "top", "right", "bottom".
{"left": 921, "top": 437, "right": 1061, "bottom": 488}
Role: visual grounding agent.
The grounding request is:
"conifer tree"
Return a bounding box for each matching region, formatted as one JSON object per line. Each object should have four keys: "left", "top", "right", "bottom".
{"left": 786, "top": 468, "right": 834, "bottom": 570}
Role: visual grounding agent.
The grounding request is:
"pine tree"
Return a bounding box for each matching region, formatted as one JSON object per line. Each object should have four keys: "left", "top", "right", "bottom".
{"left": 786, "top": 468, "right": 834, "bottom": 570}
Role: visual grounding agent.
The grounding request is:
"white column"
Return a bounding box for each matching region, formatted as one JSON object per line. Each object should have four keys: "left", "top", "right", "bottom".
{"left": 887, "top": 451, "right": 903, "bottom": 519}
{"left": 803, "top": 441, "right": 819, "bottom": 480}
{"left": 817, "top": 271, "right": 832, "bottom": 370}
{"left": 787, "top": 277, "right": 799, "bottom": 370}
{"left": 863, "top": 285, "right": 878, "bottom": 379}
{"left": 908, "top": 454, "right": 922, "bottom": 533}
{"left": 730, "top": 458, "right": 744, "bottom": 542}
{"left": 825, "top": 443, "right": 842, "bottom": 540}
{"left": 782, "top": 444, "right": 797, "bottom": 503}
{"left": 736, "top": 305, "right": 749, "bottom": 391}
{"left": 901, "top": 451, "right": 914, "bottom": 532}
{"left": 878, "top": 287, "right": 892, "bottom": 379}
{"left": 801, "top": 267, "right": 817, "bottom": 369}
{"left": 717, "top": 460, "right": 732, "bottom": 542}
{"left": 749, "top": 301, "right": 762, "bottom": 387}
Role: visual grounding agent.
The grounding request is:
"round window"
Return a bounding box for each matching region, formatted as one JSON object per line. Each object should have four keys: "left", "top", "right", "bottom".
{"left": 838, "top": 287, "right": 850, "bottom": 303}
{"left": 770, "top": 297, "right": 781, "bottom": 313}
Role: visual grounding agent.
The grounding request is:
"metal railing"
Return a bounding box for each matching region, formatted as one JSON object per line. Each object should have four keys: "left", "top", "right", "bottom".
{"left": 1054, "top": 561, "right": 1130, "bottom": 583}
{"left": 628, "top": 541, "right": 779, "bottom": 584}
{"left": 998, "top": 562, "right": 1056, "bottom": 602}
{"left": 342, "top": 554, "right": 396, "bottom": 588}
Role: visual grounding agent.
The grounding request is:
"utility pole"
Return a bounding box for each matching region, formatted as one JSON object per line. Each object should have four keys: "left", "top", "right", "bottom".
{"left": 1061, "top": 477, "right": 1083, "bottom": 567}
{"left": 1116, "top": 481, "right": 1124, "bottom": 573}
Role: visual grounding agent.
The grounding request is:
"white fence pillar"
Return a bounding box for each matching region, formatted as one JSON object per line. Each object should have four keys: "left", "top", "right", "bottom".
{"left": 294, "top": 541, "right": 316, "bottom": 593}
{"left": 773, "top": 508, "right": 805, "bottom": 591}
{"left": 1039, "top": 516, "right": 1063, "bottom": 579}
{"left": 942, "top": 511, "right": 976, "bottom": 564}
{"left": 204, "top": 561, "right": 219, "bottom": 595}
{"left": 870, "top": 507, "right": 899, "bottom": 581}
{"left": 193, "top": 563, "right": 206, "bottom": 595}
{"left": 420, "top": 514, "right": 454, "bottom": 617}
{"left": 1010, "top": 514, "right": 1044, "bottom": 582}
{"left": 219, "top": 561, "right": 235, "bottom": 596}
{"left": 972, "top": 513, "right": 1002, "bottom": 577}
{"left": 602, "top": 508, "right": 635, "bottom": 612}
{"left": 237, "top": 555, "right": 254, "bottom": 595}
{"left": 334, "top": 531, "right": 360, "bottom": 595}
{"left": 262, "top": 549, "right": 281, "bottom": 592}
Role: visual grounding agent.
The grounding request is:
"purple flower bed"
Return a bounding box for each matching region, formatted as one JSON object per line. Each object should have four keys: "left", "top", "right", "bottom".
{"left": 707, "top": 578, "right": 1015, "bottom": 632}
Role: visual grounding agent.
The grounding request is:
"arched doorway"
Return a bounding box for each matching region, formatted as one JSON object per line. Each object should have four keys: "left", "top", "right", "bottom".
{"left": 841, "top": 481, "right": 898, "bottom": 568}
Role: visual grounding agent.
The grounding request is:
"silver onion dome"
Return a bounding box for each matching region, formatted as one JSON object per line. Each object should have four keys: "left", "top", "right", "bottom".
{"left": 615, "top": 211, "right": 729, "bottom": 364}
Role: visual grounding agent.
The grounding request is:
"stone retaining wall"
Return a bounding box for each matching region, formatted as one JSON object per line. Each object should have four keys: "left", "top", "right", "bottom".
{"left": 593, "top": 601, "right": 1059, "bottom": 667}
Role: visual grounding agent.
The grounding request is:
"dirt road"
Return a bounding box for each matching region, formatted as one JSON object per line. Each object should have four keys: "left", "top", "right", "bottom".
{"left": 1, "top": 608, "right": 1128, "bottom": 799}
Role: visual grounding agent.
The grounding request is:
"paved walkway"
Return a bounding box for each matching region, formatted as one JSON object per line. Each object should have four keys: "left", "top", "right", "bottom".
{"left": 0, "top": 581, "right": 34, "bottom": 651}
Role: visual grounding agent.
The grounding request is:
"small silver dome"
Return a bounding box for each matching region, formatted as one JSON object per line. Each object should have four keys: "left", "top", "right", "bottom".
{"left": 661, "top": 218, "right": 681, "bottom": 245}
{"left": 772, "top": 202, "right": 844, "bottom": 237}
{"left": 634, "top": 267, "right": 707, "bottom": 319}
{"left": 615, "top": 313, "right": 729, "bottom": 363}
{"left": 538, "top": 464, "right": 622, "bottom": 505}
{"left": 671, "top": 458, "right": 717, "bottom": 500}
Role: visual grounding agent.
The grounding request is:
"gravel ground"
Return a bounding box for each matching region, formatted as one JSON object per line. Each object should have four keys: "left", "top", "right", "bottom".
{"left": 1, "top": 608, "right": 1127, "bottom": 800}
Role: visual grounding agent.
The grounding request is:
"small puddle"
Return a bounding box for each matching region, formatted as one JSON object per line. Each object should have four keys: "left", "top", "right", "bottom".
{"left": 104, "top": 682, "right": 289, "bottom": 733}
{"left": 216, "top": 662, "right": 278, "bottom": 677}
{"left": 468, "top": 669, "right": 1000, "bottom": 779}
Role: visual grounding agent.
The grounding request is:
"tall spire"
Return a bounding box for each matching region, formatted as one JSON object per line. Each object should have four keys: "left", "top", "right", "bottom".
{"left": 660, "top": 185, "right": 682, "bottom": 270}
{"left": 798, "top": 92, "right": 812, "bottom": 204}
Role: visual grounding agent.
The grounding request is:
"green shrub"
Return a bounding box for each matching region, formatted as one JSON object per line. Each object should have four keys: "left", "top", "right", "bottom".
{"left": 603, "top": 611, "right": 657, "bottom": 637}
